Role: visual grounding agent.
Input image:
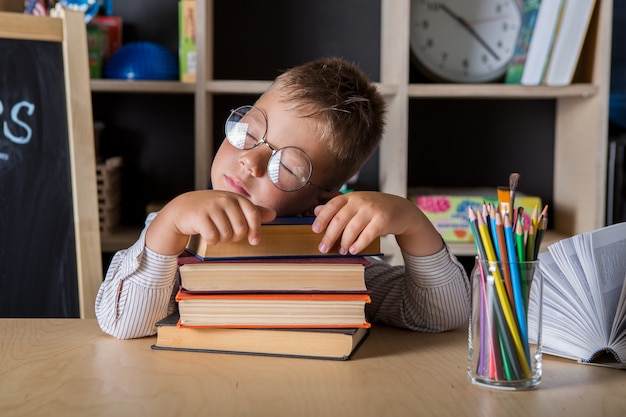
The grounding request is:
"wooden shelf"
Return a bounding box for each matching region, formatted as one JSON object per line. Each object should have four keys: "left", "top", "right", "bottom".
{"left": 90, "top": 79, "right": 195, "bottom": 94}
{"left": 406, "top": 83, "right": 599, "bottom": 99}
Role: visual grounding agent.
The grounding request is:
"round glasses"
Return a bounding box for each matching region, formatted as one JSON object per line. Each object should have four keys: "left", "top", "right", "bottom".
{"left": 225, "top": 105, "right": 325, "bottom": 192}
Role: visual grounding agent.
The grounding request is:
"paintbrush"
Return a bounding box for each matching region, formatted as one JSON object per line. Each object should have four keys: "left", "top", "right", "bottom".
{"left": 509, "top": 172, "right": 521, "bottom": 210}
{"left": 497, "top": 186, "right": 512, "bottom": 222}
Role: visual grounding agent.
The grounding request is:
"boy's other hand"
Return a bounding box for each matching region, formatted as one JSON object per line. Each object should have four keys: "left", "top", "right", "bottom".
{"left": 146, "top": 190, "right": 276, "bottom": 255}
{"left": 312, "top": 191, "right": 444, "bottom": 257}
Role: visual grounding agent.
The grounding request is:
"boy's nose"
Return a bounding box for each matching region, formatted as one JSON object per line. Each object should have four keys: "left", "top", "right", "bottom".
{"left": 239, "top": 146, "right": 271, "bottom": 178}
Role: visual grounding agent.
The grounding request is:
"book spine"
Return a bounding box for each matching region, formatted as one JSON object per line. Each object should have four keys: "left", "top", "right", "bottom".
{"left": 504, "top": 0, "right": 542, "bottom": 84}
{"left": 520, "top": 0, "right": 565, "bottom": 85}
{"left": 543, "top": 0, "right": 597, "bottom": 86}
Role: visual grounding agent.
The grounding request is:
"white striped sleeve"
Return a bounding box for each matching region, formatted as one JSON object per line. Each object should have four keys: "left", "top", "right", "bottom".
{"left": 95, "top": 214, "right": 180, "bottom": 339}
{"left": 364, "top": 246, "right": 471, "bottom": 332}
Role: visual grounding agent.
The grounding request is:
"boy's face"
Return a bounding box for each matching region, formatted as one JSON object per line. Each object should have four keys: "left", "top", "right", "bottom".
{"left": 211, "top": 89, "right": 335, "bottom": 216}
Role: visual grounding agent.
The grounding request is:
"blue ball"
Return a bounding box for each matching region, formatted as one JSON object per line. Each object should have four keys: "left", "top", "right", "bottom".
{"left": 104, "top": 41, "right": 179, "bottom": 81}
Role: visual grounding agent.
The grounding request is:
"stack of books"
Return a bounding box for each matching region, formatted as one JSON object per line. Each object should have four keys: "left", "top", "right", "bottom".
{"left": 152, "top": 217, "right": 382, "bottom": 360}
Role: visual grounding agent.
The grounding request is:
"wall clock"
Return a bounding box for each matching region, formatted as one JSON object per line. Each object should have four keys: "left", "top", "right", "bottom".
{"left": 410, "top": 0, "right": 522, "bottom": 83}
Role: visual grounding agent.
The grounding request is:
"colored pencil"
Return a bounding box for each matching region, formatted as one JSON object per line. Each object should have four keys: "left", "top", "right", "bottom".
{"left": 533, "top": 205, "right": 549, "bottom": 259}
{"left": 489, "top": 205, "right": 499, "bottom": 257}
{"left": 468, "top": 207, "right": 494, "bottom": 377}
{"left": 503, "top": 213, "right": 529, "bottom": 362}
{"left": 515, "top": 219, "right": 526, "bottom": 263}
{"left": 495, "top": 212, "right": 514, "bottom": 305}
{"left": 526, "top": 223, "right": 536, "bottom": 262}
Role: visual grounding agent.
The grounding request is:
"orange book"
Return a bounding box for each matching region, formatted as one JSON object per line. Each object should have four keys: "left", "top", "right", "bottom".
{"left": 175, "top": 289, "right": 371, "bottom": 328}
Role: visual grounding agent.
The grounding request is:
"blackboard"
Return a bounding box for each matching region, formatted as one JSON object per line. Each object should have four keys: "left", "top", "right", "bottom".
{"left": 0, "top": 9, "right": 102, "bottom": 318}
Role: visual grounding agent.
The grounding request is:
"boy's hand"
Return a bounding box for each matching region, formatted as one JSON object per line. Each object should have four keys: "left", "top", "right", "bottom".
{"left": 146, "top": 190, "right": 276, "bottom": 255}
{"left": 312, "top": 191, "right": 444, "bottom": 257}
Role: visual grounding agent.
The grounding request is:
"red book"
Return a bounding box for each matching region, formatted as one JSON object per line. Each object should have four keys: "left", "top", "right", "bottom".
{"left": 175, "top": 289, "right": 371, "bottom": 329}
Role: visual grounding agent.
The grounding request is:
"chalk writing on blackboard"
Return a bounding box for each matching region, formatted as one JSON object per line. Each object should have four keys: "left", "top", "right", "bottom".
{"left": 1, "top": 99, "right": 35, "bottom": 144}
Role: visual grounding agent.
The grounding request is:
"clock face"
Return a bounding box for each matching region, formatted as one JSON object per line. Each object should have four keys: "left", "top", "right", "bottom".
{"left": 410, "top": 0, "right": 522, "bottom": 83}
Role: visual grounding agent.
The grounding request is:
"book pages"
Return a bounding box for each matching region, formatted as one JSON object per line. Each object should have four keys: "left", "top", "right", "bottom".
{"left": 528, "top": 222, "right": 626, "bottom": 366}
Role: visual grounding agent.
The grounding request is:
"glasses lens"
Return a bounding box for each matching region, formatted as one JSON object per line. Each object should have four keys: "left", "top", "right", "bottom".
{"left": 225, "top": 106, "right": 267, "bottom": 149}
{"left": 268, "top": 147, "right": 312, "bottom": 192}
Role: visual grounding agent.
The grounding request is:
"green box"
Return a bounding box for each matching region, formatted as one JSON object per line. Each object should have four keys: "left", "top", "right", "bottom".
{"left": 86, "top": 25, "right": 107, "bottom": 79}
{"left": 178, "top": 0, "right": 196, "bottom": 83}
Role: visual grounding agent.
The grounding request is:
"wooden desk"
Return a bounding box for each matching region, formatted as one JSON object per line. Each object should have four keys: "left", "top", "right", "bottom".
{"left": 1, "top": 319, "right": 624, "bottom": 417}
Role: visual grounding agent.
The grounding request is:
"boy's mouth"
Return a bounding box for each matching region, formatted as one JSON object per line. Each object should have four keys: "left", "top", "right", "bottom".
{"left": 224, "top": 175, "right": 250, "bottom": 198}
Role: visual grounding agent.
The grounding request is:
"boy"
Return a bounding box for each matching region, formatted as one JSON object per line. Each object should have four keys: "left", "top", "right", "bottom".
{"left": 96, "top": 57, "right": 470, "bottom": 339}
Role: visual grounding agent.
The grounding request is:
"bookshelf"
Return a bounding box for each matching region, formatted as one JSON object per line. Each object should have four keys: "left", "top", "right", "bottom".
{"left": 96, "top": 0, "right": 613, "bottom": 265}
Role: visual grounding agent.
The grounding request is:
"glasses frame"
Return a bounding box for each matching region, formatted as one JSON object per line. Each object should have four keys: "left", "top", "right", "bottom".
{"left": 225, "top": 105, "right": 328, "bottom": 192}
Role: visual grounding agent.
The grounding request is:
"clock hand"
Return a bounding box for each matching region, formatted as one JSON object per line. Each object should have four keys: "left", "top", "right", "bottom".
{"left": 438, "top": 4, "right": 500, "bottom": 61}
{"left": 467, "top": 15, "right": 511, "bottom": 25}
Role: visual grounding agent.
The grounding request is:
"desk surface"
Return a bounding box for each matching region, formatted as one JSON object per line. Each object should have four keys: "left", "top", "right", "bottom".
{"left": 1, "top": 319, "right": 624, "bottom": 417}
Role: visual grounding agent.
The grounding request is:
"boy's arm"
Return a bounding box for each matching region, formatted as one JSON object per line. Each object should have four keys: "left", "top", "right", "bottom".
{"left": 314, "top": 191, "right": 470, "bottom": 331}
{"left": 313, "top": 191, "right": 444, "bottom": 257}
{"left": 97, "top": 190, "right": 276, "bottom": 339}
{"left": 364, "top": 249, "right": 470, "bottom": 331}
{"left": 95, "top": 213, "right": 180, "bottom": 339}
{"left": 145, "top": 190, "right": 275, "bottom": 255}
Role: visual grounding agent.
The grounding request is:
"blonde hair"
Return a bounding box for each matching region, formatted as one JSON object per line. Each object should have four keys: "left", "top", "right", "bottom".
{"left": 268, "top": 57, "right": 386, "bottom": 189}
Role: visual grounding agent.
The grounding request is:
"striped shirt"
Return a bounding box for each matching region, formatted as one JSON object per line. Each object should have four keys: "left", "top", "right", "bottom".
{"left": 95, "top": 213, "right": 471, "bottom": 339}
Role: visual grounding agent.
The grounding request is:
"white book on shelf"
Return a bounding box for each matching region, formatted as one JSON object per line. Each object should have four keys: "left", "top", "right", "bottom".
{"left": 520, "top": 0, "right": 565, "bottom": 86}
{"left": 543, "top": 0, "right": 597, "bottom": 86}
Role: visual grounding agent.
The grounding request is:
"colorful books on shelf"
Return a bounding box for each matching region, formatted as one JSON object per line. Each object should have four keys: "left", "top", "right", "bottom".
{"left": 186, "top": 216, "right": 382, "bottom": 259}
{"left": 527, "top": 222, "right": 626, "bottom": 369}
{"left": 504, "top": 0, "right": 542, "bottom": 84}
{"left": 543, "top": 0, "right": 597, "bottom": 86}
{"left": 503, "top": 0, "right": 597, "bottom": 86}
{"left": 152, "top": 312, "right": 369, "bottom": 360}
{"left": 178, "top": 0, "right": 196, "bottom": 83}
{"left": 520, "top": 0, "right": 565, "bottom": 85}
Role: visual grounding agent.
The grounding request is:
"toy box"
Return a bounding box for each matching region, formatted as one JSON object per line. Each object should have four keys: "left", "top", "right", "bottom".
{"left": 408, "top": 188, "right": 542, "bottom": 243}
{"left": 89, "top": 15, "right": 122, "bottom": 64}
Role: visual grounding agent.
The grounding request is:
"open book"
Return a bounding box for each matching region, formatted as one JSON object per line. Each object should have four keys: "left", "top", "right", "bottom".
{"left": 527, "top": 222, "right": 626, "bottom": 369}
